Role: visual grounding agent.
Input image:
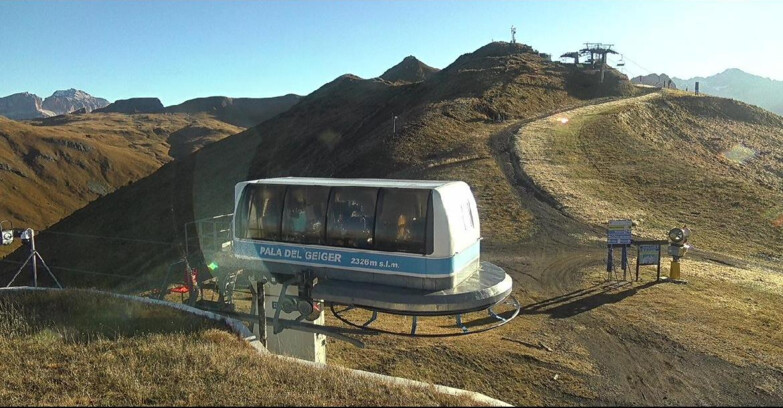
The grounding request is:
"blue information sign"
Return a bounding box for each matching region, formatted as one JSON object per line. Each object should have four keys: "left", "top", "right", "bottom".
{"left": 607, "top": 219, "right": 632, "bottom": 245}
{"left": 638, "top": 245, "right": 660, "bottom": 265}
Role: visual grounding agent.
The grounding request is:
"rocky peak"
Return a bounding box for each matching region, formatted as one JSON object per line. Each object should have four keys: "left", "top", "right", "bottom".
{"left": 42, "top": 89, "right": 110, "bottom": 115}
{"left": 0, "top": 92, "right": 54, "bottom": 120}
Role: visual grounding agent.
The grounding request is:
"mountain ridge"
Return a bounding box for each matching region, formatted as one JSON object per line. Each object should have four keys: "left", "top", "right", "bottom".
{"left": 165, "top": 94, "right": 301, "bottom": 127}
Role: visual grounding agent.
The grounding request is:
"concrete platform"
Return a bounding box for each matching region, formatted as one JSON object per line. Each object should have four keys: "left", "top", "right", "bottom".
{"left": 312, "top": 261, "right": 512, "bottom": 316}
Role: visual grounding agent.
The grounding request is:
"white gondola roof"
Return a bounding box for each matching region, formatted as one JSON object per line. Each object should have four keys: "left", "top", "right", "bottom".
{"left": 246, "top": 177, "right": 463, "bottom": 190}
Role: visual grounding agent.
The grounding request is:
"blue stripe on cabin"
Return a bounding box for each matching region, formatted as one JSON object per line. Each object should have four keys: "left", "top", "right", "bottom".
{"left": 233, "top": 239, "right": 480, "bottom": 276}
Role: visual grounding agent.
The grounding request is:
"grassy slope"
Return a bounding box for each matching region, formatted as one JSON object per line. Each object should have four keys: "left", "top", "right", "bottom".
{"left": 516, "top": 89, "right": 783, "bottom": 261}
{"left": 0, "top": 290, "right": 480, "bottom": 406}
{"left": 0, "top": 113, "right": 241, "bottom": 237}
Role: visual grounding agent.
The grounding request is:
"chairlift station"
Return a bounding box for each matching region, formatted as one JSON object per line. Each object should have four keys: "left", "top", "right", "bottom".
{"left": 179, "top": 177, "right": 519, "bottom": 361}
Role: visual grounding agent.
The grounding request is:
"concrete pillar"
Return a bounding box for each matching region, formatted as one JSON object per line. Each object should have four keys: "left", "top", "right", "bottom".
{"left": 263, "top": 282, "right": 326, "bottom": 363}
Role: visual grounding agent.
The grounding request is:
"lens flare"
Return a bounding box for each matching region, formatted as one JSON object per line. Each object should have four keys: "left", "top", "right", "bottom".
{"left": 721, "top": 144, "right": 756, "bottom": 164}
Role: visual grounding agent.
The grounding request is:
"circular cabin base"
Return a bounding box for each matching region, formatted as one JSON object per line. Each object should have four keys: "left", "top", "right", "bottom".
{"left": 311, "top": 261, "right": 512, "bottom": 316}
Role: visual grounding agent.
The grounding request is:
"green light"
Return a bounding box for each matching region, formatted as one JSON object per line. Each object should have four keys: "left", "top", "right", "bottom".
{"left": 207, "top": 262, "right": 218, "bottom": 271}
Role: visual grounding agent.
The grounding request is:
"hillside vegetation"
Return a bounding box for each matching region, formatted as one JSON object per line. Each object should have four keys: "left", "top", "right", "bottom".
{"left": 0, "top": 289, "right": 479, "bottom": 406}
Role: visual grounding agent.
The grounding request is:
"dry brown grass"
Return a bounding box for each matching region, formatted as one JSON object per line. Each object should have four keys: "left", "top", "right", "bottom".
{"left": 325, "top": 251, "right": 783, "bottom": 406}
{"left": 0, "top": 289, "right": 488, "bottom": 406}
{"left": 517, "top": 90, "right": 783, "bottom": 261}
{"left": 0, "top": 113, "right": 241, "bottom": 259}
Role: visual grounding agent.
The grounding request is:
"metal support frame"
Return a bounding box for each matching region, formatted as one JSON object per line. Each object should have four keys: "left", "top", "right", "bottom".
{"left": 6, "top": 229, "right": 62, "bottom": 289}
{"left": 456, "top": 314, "right": 467, "bottom": 333}
{"left": 606, "top": 244, "right": 630, "bottom": 281}
{"left": 330, "top": 295, "right": 521, "bottom": 338}
{"left": 363, "top": 310, "right": 378, "bottom": 327}
{"left": 271, "top": 277, "right": 296, "bottom": 335}
{"left": 248, "top": 280, "right": 267, "bottom": 348}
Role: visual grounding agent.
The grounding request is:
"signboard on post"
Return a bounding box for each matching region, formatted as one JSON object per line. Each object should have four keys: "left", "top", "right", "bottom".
{"left": 638, "top": 245, "right": 660, "bottom": 265}
{"left": 607, "top": 219, "right": 632, "bottom": 245}
{"left": 606, "top": 219, "right": 633, "bottom": 280}
{"left": 633, "top": 240, "right": 666, "bottom": 282}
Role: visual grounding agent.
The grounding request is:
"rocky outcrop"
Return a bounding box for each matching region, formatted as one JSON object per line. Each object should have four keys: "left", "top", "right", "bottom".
{"left": 0, "top": 92, "right": 55, "bottom": 120}
{"left": 42, "top": 89, "right": 109, "bottom": 115}
{"left": 94, "top": 97, "right": 165, "bottom": 114}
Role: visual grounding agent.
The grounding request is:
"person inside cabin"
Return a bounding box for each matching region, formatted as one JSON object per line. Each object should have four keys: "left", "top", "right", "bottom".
{"left": 290, "top": 192, "right": 307, "bottom": 237}
{"left": 397, "top": 213, "right": 411, "bottom": 241}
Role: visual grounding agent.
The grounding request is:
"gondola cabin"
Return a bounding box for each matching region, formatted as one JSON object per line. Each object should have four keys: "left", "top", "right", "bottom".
{"left": 233, "top": 178, "right": 481, "bottom": 290}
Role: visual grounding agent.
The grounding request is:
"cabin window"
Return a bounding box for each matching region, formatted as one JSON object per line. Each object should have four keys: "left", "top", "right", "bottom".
{"left": 240, "top": 184, "right": 286, "bottom": 240}
{"left": 374, "top": 189, "right": 430, "bottom": 254}
{"left": 281, "top": 185, "right": 331, "bottom": 244}
{"left": 326, "top": 187, "right": 378, "bottom": 249}
{"left": 461, "top": 200, "right": 474, "bottom": 231}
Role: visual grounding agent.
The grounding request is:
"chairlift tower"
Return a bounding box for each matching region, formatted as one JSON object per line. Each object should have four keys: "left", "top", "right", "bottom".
{"left": 579, "top": 42, "right": 618, "bottom": 83}
{"left": 560, "top": 51, "right": 580, "bottom": 64}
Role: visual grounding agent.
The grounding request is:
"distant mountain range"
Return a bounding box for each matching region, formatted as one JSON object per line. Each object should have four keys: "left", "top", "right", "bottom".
{"left": 630, "top": 73, "right": 678, "bottom": 89}
{"left": 672, "top": 68, "right": 783, "bottom": 115}
{"left": 165, "top": 94, "right": 301, "bottom": 127}
{"left": 0, "top": 89, "right": 109, "bottom": 120}
{"left": 1, "top": 89, "right": 302, "bottom": 128}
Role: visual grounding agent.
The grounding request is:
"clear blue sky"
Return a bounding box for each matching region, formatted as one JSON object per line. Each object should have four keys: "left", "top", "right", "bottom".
{"left": 1, "top": 0, "right": 781, "bottom": 106}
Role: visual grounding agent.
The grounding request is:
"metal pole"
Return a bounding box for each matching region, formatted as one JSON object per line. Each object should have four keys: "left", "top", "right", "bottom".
{"left": 31, "top": 230, "right": 38, "bottom": 287}
{"left": 635, "top": 245, "right": 640, "bottom": 282}
{"left": 257, "top": 281, "right": 266, "bottom": 348}
{"left": 621, "top": 245, "right": 628, "bottom": 280}
{"left": 6, "top": 252, "right": 34, "bottom": 287}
